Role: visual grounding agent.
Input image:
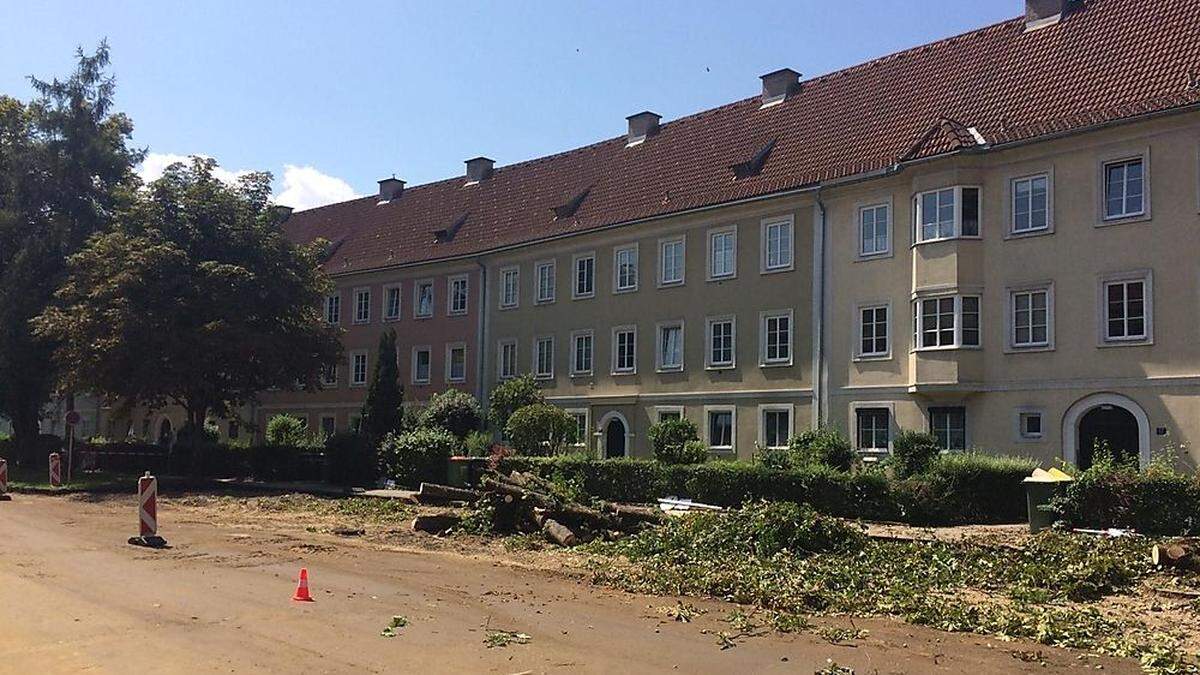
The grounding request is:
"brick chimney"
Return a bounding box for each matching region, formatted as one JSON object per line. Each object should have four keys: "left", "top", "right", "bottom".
{"left": 625, "top": 111, "right": 661, "bottom": 146}
{"left": 465, "top": 157, "right": 494, "bottom": 184}
{"left": 759, "top": 68, "right": 801, "bottom": 108}
{"left": 377, "top": 176, "right": 405, "bottom": 201}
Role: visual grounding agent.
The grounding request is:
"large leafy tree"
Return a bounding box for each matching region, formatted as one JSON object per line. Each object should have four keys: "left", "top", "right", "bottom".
{"left": 0, "top": 43, "right": 141, "bottom": 459}
{"left": 35, "top": 156, "right": 342, "bottom": 438}
{"left": 360, "top": 328, "right": 405, "bottom": 446}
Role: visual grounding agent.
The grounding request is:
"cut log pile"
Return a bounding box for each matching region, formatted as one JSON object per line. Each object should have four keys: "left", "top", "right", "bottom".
{"left": 409, "top": 470, "right": 666, "bottom": 545}
{"left": 1152, "top": 540, "right": 1200, "bottom": 572}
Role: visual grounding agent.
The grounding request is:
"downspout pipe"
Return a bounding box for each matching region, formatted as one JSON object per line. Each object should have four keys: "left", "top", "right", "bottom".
{"left": 476, "top": 259, "right": 489, "bottom": 427}
{"left": 811, "top": 194, "right": 828, "bottom": 428}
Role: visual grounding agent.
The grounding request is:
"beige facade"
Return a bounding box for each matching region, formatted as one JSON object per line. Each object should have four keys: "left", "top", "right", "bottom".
{"left": 482, "top": 196, "right": 813, "bottom": 459}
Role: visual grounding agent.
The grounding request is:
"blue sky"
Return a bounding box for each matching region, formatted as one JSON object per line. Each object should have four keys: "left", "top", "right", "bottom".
{"left": 1, "top": 1, "right": 1019, "bottom": 209}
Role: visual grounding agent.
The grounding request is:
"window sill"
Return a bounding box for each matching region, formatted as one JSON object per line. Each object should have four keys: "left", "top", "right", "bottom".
{"left": 572, "top": 293, "right": 595, "bottom": 301}
{"left": 657, "top": 280, "right": 685, "bottom": 289}
{"left": 414, "top": 314, "right": 433, "bottom": 321}
{"left": 760, "top": 265, "right": 794, "bottom": 275}
{"left": 412, "top": 380, "right": 431, "bottom": 386}
{"left": 533, "top": 298, "right": 556, "bottom": 306}
{"left": 570, "top": 372, "right": 594, "bottom": 379}
{"left": 911, "top": 235, "right": 982, "bottom": 247}
{"left": 708, "top": 447, "right": 735, "bottom": 454}
{"left": 1004, "top": 344, "right": 1054, "bottom": 354}
{"left": 1097, "top": 338, "right": 1153, "bottom": 349}
{"left": 855, "top": 251, "right": 893, "bottom": 263}
{"left": 706, "top": 274, "right": 737, "bottom": 283}
{"left": 498, "top": 305, "right": 518, "bottom": 312}
{"left": 1097, "top": 213, "right": 1150, "bottom": 227}
{"left": 1004, "top": 227, "right": 1053, "bottom": 240}
{"left": 447, "top": 378, "right": 467, "bottom": 384}
{"left": 447, "top": 310, "right": 468, "bottom": 317}
{"left": 854, "top": 354, "right": 892, "bottom": 362}
{"left": 382, "top": 316, "right": 401, "bottom": 322}
{"left": 759, "top": 360, "right": 794, "bottom": 368}
{"left": 611, "top": 370, "right": 636, "bottom": 377}
{"left": 352, "top": 320, "right": 370, "bottom": 326}
{"left": 912, "top": 345, "right": 982, "bottom": 353}
{"left": 533, "top": 374, "right": 554, "bottom": 381}
{"left": 613, "top": 287, "right": 638, "bottom": 295}
{"left": 656, "top": 366, "right": 684, "bottom": 374}
{"left": 706, "top": 364, "right": 736, "bottom": 371}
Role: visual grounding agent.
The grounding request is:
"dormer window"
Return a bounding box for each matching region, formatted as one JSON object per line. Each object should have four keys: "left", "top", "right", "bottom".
{"left": 914, "top": 186, "right": 981, "bottom": 244}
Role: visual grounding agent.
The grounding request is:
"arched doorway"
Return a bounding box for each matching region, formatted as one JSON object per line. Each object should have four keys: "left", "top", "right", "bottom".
{"left": 157, "top": 418, "right": 174, "bottom": 447}
{"left": 1062, "top": 393, "right": 1150, "bottom": 470}
{"left": 600, "top": 413, "right": 628, "bottom": 459}
{"left": 1078, "top": 406, "right": 1139, "bottom": 469}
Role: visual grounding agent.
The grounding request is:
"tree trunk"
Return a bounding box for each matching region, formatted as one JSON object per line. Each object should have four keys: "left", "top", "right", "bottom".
{"left": 10, "top": 405, "right": 43, "bottom": 467}
{"left": 184, "top": 402, "right": 208, "bottom": 478}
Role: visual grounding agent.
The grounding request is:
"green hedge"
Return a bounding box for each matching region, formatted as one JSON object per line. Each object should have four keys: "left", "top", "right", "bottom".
{"left": 498, "top": 452, "right": 1037, "bottom": 526}
{"left": 1050, "top": 461, "right": 1200, "bottom": 536}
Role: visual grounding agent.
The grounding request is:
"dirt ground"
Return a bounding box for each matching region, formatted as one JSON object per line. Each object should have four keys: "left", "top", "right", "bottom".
{"left": 0, "top": 491, "right": 1142, "bottom": 674}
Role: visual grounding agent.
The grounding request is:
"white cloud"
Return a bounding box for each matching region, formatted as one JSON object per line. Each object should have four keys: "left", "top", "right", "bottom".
{"left": 137, "top": 154, "right": 358, "bottom": 211}
{"left": 274, "top": 164, "right": 359, "bottom": 211}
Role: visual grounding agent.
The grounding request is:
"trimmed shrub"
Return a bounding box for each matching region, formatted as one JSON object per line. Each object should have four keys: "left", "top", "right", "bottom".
{"left": 1049, "top": 455, "right": 1200, "bottom": 536}
{"left": 265, "top": 414, "right": 309, "bottom": 446}
{"left": 890, "top": 429, "right": 941, "bottom": 478}
{"left": 757, "top": 428, "right": 855, "bottom": 472}
{"left": 488, "top": 375, "right": 544, "bottom": 431}
{"left": 505, "top": 404, "right": 577, "bottom": 456}
{"left": 648, "top": 418, "right": 703, "bottom": 464}
{"left": 419, "top": 390, "right": 482, "bottom": 439}
{"left": 378, "top": 428, "right": 458, "bottom": 487}
{"left": 463, "top": 430, "right": 493, "bottom": 458}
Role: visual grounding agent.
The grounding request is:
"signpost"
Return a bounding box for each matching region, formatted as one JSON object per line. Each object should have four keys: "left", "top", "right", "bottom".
{"left": 65, "top": 409, "right": 81, "bottom": 485}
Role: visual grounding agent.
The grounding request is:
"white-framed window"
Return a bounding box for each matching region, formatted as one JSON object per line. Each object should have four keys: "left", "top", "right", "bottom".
{"left": 761, "top": 215, "right": 794, "bottom": 273}
{"left": 321, "top": 363, "right": 338, "bottom": 387}
{"left": 383, "top": 283, "right": 402, "bottom": 320}
{"left": 499, "top": 267, "right": 519, "bottom": 309}
{"left": 655, "top": 406, "right": 684, "bottom": 423}
{"left": 859, "top": 203, "right": 891, "bottom": 257}
{"left": 855, "top": 407, "right": 891, "bottom": 453}
{"left": 1018, "top": 410, "right": 1044, "bottom": 440}
{"left": 912, "top": 295, "right": 980, "bottom": 349}
{"left": 573, "top": 252, "right": 595, "bottom": 299}
{"left": 498, "top": 339, "right": 518, "bottom": 380}
{"left": 659, "top": 236, "right": 685, "bottom": 286}
{"left": 414, "top": 280, "right": 434, "bottom": 318}
{"left": 353, "top": 287, "right": 371, "bottom": 324}
{"left": 319, "top": 414, "right": 336, "bottom": 437}
{"left": 534, "top": 260, "right": 556, "bottom": 304}
{"left": 760, "top": 310, "right": 793, "bottom": 366}
{"left": 1100, "top": 271, "right": 1152, "bottom": 344}
{"left": 914, "top": 186, "right": 980, "bottom": 243}
{"left": 613, "top": 244, "right": 639, "bottom": 292}
{"left": 1011, "top": 173, "right": 1050, "bottom": 233}
{"left": 448, "top": 275, "right": 469, "bottom": 315}
{"left": 571, "top": 330, "right": 594, "bottom": 376}
{"left": 758, "top": 404, "right": 792, "bottom": 450}
{"left": 705, "top": 316, "right": 735, "bottom": 369}
{"left": 704, "top": 405, "right": 736, "bottom": 452}
{"left": 534, "top": 336, "right": 555, "bottom": 379}
{"left": 445, "top": 343, "right": 467, "bottom": 383}
{"left": 566, "top": 408, "right": 590, "bottom": 448}
{"left": 708, "top": 226, "right": 737, "bottom": 280}
{"left": 411, "top": 346, "right": 431, "bottom": 384}
{"left": 929, "top": 406, "right": 967, "bottom": 450}
{"left": 656, "top": 321, "right": 684, "bottom": 372}
{"left": 1102, "top": 156, "right": 1146, "bottom": 221}
{"left": 350, "top": 351, "right": 368, "bottom": 387}
{"left": 858, "top": 304, "right": 889, "bottom": 358}
{"left": 612, "top": 325, "right": 637, "bottom": 374}
{"left": 1009, "top": 285, "right": 1053, "bottom": 349}
{"left": 324, "top": 294, "right": 341, "bottom": 325}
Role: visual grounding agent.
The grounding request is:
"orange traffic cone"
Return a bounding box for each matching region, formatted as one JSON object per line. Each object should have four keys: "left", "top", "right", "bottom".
{"left": 292, "top": 568, "right": 314, "bottom": 602}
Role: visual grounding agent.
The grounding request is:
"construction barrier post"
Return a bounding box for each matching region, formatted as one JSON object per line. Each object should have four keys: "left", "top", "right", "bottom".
{"left": 128, "top": 472, "right": 167, "bottom": 548}
{"left": 0, "top": 458, "right": 10, "bottom": 501}
{"left": 49, "top": 452, "right": 61, "bottom": 488}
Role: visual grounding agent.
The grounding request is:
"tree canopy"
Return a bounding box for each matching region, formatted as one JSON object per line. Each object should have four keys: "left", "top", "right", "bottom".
{"left": 0, "top": 42, "right": 141, "bottom": 457}
{"left": 35, "top": 156, "right": 342, "bottom": 431}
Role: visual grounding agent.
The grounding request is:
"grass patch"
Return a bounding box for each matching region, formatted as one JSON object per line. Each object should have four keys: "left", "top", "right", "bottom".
{"left": 587, "top": 502, "right": 1198, "bottom": 673}
{"left": 8, "top": 466, "right": 138, "bottom": 491}
{"left": 182, "top": 493, "right": 415, "bottom": 525}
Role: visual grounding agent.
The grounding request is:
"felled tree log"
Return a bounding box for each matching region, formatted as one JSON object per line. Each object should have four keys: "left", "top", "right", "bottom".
{"left": 416, "top": 482, "right": 481, "bottom": 504}
{"left": 1152, "top": 542, "right": 1200, "bottom": 571}
{"left": 480, "top": 474, "right": 621, "bottom": 531}
{"left": 542, "top": 518, "right": 579, "bottom": 547}
{"left": 604, "top": 503, "right": 668, "bottom": 527}
{"left": 411, "top": 514, "right": 462, "bottom": 534}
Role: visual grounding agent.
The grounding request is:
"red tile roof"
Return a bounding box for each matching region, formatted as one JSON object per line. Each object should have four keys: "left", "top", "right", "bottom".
{"left": 286, "top": 0, "right": 1200, "bottom": 275}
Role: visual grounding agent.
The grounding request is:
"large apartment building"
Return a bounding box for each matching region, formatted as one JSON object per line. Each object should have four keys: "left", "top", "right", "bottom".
{"left": 242, "top": 0, "right": 1200, "bottom": 469}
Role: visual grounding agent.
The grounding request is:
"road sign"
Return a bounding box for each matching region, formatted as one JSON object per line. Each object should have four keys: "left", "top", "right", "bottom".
{"left": 65, "top": 410, "right": 81, "bottom": 426}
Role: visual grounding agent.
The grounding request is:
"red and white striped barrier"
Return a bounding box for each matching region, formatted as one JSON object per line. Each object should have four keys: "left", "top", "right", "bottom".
{"left": 49, "top": 452, "right": 61, "bottom": 488}
{"left": 0, "top": 458, "right": 10, "bottom": 501}
{"left": 128, "top": 472, "right": 167, "bottom": 548}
